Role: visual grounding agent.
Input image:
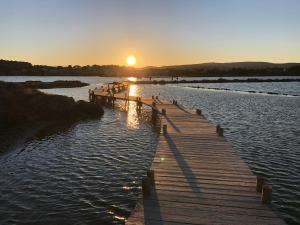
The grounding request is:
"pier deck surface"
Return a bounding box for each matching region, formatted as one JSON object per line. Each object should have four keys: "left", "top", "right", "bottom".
{"left": 93, "top": 84, "right": 286, "bottom": 225}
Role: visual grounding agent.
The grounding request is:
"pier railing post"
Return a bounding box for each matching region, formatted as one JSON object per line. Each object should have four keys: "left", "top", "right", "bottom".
{"left": 196, "top": 109, "right": 202, "bottom": 115}
{"left": 162, "top": 108, "right": 166, "bottom": 115}
{"left": 262, "top": 185, "right": 272, "bottom": 204}
{"left": 218, "top": 127, "right": 224, "bottom": 136}
{"left": 163, "top": 124, "right": 167, "bottom": 134}
{"left": 216, "top": 124, "right": 220, "bottom": 133}
{"left": 152, "top": 108, "right": 157, "bottom": 123}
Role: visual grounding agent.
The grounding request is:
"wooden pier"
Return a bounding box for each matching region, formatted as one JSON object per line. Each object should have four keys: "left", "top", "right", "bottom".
{"left": 92, "top": 82, "right": 286, "bottom": 225}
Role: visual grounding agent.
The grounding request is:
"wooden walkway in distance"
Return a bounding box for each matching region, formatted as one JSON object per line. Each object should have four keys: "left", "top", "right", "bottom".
{"left": 92, "top": 83, "right": 287, "bottom": 225}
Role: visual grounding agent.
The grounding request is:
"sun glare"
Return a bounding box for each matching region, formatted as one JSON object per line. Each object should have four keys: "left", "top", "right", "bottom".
{"left": 127, "top": 56, "right": 136, "bottom": 66}
{"left": 127, "top": 77, "right": 137, "bottom": 82}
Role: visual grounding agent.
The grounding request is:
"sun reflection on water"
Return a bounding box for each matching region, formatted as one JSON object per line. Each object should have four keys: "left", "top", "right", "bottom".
{"left": 129, "top": 84, "right": 137, "bottom": 96}
{"left": 122, "top": 82, "right": 139, "bottom": 129}
{"left": 126, "top": 101, "right": 139, "bottom": 129}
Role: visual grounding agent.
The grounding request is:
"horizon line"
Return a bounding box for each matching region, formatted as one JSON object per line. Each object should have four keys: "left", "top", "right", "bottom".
{"left": 1, "top": 58, "right": 300, "bottom": 68}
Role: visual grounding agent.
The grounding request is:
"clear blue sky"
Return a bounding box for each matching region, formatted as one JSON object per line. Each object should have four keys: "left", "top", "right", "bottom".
{"left": 1, "top": 0, "right": 299, "bottom": 66}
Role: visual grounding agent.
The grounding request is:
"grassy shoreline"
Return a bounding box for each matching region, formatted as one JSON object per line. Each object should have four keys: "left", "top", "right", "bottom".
{"left": 0, "top": 81, "right": 103, "bottom": 154}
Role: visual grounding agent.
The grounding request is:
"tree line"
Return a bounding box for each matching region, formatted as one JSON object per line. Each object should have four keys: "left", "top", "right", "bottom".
{"left": 1, "top": 59, "right": 300, "bottom": 77}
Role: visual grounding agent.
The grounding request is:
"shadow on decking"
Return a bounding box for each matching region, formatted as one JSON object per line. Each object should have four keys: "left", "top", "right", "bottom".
{"left": 176, "top": 104, "right": 192, "bottom": 114}
{"left": 164, "top": 133, "right": 203, "bottom": 198}
{"left": 138, "top": 133, "right": 203, "bottom": 223}
{"left": 143, "top": 185, "right": 164, "bottom": 225}
{"left": 164, "top": 115, "right": 181, "bottom": 133}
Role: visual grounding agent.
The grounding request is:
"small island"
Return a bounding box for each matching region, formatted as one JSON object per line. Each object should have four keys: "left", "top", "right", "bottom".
{"left": 14, "top": 80, "right": 90, "bottom": 89}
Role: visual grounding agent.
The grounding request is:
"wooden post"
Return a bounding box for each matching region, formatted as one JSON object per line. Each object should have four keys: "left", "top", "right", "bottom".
{"left": 136, "top": 97, "right": 139, "bottom": 111}
{"left": 156, "top": 96, "right": 159, "bottom": 100}
{"left": 163, "top": 124, "right": 167, "bottom": 134}
{"left": 147, "top": 170, "right": 155, "bottom": 184}
{"left": 152, "top": 108, "right": 157, "bottom": 124}
{"left": 112, "top": 95, "right": 115, "bottom": 107}
{"left": 218, "top": 127, "right": 224, "bottom": 136}
{"left": 162, "top": 108, "right": 166, "bottom": 115}
{"left": 216, "top": 124, "right": 220, "bottom": 133}
{"left": 196, "top": 109, "right": 202, "bottom": 115}
{"left": 256, "top": 176, "right": 265, "bottom": 192}
{"left": 152, "top": 102, "right": 156, "bottom": 107}
{"left": 142, "top": 177, "right": 151, "bottom": 196}
{"left": 262, "top": 185, "right": 272, "bottom": 204}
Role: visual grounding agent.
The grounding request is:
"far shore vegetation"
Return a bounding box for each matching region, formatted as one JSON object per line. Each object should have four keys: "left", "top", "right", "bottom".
{"left": 1, "top": 59, "right": 300, "bottom": 77}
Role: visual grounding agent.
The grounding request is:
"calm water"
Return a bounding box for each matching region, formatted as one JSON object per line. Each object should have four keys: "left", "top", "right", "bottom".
{"left": 0, "top": 76, "right": 300, "bottom": 225}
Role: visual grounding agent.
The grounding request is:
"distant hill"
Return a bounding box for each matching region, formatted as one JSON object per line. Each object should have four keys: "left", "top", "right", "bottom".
{"left": 157, "top": 62, "right": 300, "bottom": 70}
{"left": 1, "top": 59, "right": 300, "bottom": 77}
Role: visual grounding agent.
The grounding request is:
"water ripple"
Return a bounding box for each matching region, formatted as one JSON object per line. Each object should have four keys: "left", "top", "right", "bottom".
{"left": 0, "top": 107, "right": 157, "bottom": 225}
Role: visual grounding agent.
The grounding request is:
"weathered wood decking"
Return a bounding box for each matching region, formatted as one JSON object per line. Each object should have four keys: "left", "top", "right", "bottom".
{"left": 92, "top": 82, "right": 286, "bottom": 225}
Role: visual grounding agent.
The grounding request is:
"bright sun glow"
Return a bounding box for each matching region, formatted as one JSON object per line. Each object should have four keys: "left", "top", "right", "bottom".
{"left": 127, "top": 55, "right": 136, "bottom": 66}
{"left": 127, "top": 77, "right": 137, "bottom": 82}
{"left": 129, "top": 84, "right": 136, "bottom": 96}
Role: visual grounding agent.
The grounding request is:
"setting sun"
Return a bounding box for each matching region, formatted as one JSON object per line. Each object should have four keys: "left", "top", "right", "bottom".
{"left": 127, "top": 56, "right": 136, "bottom": 66}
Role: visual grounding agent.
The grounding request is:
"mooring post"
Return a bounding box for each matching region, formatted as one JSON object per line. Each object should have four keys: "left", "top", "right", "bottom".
{"left": 256, "top": 176, "right": 265, "bottom": 192}
{"left": 216, "top": 124, "right": 220, "bottom": 133}
{"left": 156, "top": 96, "right": 159, "bottom": 100}
{"left": 163, "top": 124, "right": 167, "bottom": 134}
{"left": 218, "top": 127, "right": 224, "bottom": 136}
{"left": 137, "top": 97, "right": 142, "bottom": 113}
{"left": 152, "top": 102, "right": 156, "bottom": 107}
{"left": 112, "top": 94, "right": 115, "bottom": 107}
{"left": 262, "top": 185, "right": 272, "bottom": 204}
{"left": 152, "top": 108, "right": 157, "bottom": 124}
{"left": 142, "top": 177, "right": 151, "bottom": 196}
{"left": 136, "top": 97, "right": 139, "bottom": 111}
{"left": 162, "top": 108, "right": 166, "bottom": 115}
{"left": 196, "top": 109, "right": 202, "bottom": 115}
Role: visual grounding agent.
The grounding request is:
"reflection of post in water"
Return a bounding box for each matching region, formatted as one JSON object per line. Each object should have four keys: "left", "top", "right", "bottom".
{"left": 124, "top": 93, "right": 129, "bottom": 111}
{"left": 136, "top": 97, "right": 143, "bottom": 114}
